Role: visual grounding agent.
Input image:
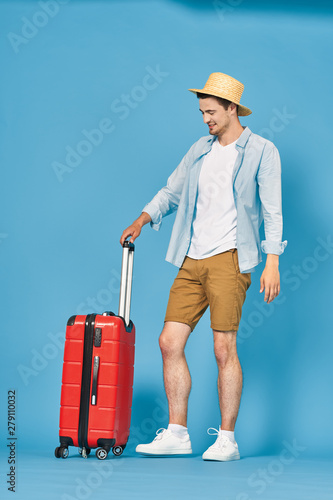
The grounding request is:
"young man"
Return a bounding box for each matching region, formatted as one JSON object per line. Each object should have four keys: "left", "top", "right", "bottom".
{"left": 120, "top": 72, "right": 287, "bottom": 461}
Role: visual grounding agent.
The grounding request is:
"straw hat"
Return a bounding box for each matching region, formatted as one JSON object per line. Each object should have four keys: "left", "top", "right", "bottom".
{"left": 189, "top": 72, "right": 252, "bottom": 116}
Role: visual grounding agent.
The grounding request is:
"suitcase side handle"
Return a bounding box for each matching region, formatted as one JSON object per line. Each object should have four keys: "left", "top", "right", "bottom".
{"left": 118, "top": 241, "right": 135, "bottom": 327}
{"left": 91, "top": 356, "right": 100, "bottom": 406}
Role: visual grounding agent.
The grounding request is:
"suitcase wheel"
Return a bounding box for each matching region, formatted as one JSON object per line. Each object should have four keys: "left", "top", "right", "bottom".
{"left": 79, "top": 447, "right": 91, "bottom": 458}
{"left": 55, "top": 446, "right": 69, "bottom": 459}
{"left": 96, "top": 448, "right": 108, "bottom": 460}
{"left": 112, "top": 446, "right": 123, "bottom": 456}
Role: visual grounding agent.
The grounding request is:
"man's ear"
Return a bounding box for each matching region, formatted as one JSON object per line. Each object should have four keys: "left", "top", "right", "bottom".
{"left": 229, "top": 102, "right": 237, "bottom": 114}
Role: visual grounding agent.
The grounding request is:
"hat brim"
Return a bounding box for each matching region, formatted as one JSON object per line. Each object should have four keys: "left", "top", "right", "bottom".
{"left": 188, "top": 88, "right": 252, "bottom": 116}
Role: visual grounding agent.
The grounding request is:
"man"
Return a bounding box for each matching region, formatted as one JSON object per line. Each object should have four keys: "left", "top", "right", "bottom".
{"left": 120, "top": 72, "right": 287, "bottom": 461}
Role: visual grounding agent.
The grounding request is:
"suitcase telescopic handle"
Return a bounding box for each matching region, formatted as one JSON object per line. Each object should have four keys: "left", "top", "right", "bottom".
{"left": 118, "top": 241, "right": 135, "bottom": 327}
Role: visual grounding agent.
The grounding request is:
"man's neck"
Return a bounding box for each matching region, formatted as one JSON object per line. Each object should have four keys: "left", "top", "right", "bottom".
{"left": 218, "top": 124, "right": 245, "bottom": 147}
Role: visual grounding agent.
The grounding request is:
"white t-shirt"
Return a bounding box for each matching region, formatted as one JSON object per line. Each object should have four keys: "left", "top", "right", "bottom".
{"left": 187, "top": 138, "right": 238, "bottom": 259}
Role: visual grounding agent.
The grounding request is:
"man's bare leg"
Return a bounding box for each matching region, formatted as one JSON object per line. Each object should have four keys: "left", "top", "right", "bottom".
{"left": 159, "top": 321, "right": 192, "bottom": 426}
{"left": 135, "top": 320, "right": 193, "bottom": 454}
{"left": 213, "top": 329, "right": 243, "bottom": 431}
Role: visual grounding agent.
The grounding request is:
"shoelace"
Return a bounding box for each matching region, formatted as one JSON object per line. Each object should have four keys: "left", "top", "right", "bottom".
{"left": 153, "top": 428, "right": 168, "bottom": 441}
{"left": 207, "top": 427, "right": 228, "bottom": 450}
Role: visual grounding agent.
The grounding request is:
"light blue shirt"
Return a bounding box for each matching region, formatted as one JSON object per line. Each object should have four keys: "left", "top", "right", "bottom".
{"left": 142, "top": 126, "right": 287, "bottom": 273}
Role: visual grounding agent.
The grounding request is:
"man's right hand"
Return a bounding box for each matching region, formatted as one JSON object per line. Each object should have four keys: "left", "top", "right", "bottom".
{"left": 120, "top": 222, "right": 142, "bottom": 245}
{"left": 120, "top": 212, "right": 152, "bottom": 246}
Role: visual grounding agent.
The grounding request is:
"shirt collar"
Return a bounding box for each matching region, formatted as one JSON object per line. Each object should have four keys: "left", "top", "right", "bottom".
{"left": 201, "top": 126, "right": 252, "bottom": 157}
{"left": 236, "top": 126, "right": 252, "bottom": 148}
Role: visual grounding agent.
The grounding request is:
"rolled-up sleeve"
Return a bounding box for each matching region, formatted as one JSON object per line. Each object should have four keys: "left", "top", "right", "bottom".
{"left": 257, "top": 144, "right": 288, "bottom": 255}
{"left": 142, "top": 151, "right": 189, "bottom": 231}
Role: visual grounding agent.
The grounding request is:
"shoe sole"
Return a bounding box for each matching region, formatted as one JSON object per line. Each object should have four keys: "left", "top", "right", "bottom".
{"left": 136, "top": 449, "right": 192, "bottom": 456}
{"left": 202, "top": 452, "right": 240, "bottom": 462}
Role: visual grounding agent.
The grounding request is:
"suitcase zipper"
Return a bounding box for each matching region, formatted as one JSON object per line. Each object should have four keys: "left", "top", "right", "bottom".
{"left": 78, "top": 313, "right": 96, "bottom": 449}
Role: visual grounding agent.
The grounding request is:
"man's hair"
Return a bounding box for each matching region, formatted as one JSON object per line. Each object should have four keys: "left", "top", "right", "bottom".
{"left": 196, "top": 92, "right": 238, "bottom": 114}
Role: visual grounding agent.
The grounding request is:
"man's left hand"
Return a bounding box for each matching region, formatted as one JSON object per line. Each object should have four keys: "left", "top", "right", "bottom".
{"left": 260, "top": 255, "right": 280, "bottom": 303}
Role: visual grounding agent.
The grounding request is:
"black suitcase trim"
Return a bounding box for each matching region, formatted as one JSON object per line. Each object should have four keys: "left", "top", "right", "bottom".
{"left": 97, "top": 438, "right": 116, "bottom": 452}
{"left": 67, "top": 315, "right": 76, "bottom": 326}
{"left": 78, "top": 314, "right": 96, "bottom": 449}
{"left": 60, "top": 436, "right": 74, "bottom": 447}
{"left": 104, "top": 310, "right": 134, "bottom": 333}
{"left": 118, "top": 317, "right": 134, "bottom": 333}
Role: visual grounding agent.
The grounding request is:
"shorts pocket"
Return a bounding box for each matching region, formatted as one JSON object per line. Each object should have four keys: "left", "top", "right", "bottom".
{"left": 244, "top": 272, "right": 252, "bottom": 290}
{"left": 229, "top": 249, "right": 240, "bottom": 274}
{"left": 179, "top": 256, "right": 190, "bottom": 270}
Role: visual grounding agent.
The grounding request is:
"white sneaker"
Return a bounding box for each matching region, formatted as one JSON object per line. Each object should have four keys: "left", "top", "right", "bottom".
{"left": 202, "top": 427, "right": 240, "bottom": 461}
{"left": 136, "top": 428, "right": 192, "bottom": 456}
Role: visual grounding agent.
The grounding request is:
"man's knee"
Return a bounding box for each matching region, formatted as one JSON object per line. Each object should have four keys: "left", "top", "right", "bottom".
{"left": 159, "top": 321, "right": 191, "bottom": 358}
{"left": 213, "top": 330, "right": 238, "bottom": 368}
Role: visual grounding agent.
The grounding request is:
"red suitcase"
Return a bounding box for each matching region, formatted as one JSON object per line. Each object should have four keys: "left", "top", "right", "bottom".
{"left": 55, "top": 242, "right": 135, "bottom": 460}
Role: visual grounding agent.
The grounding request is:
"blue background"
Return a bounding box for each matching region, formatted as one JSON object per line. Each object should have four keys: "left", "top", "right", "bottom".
{"left": 1, "top": 1, "right": 333, "bottom": 498}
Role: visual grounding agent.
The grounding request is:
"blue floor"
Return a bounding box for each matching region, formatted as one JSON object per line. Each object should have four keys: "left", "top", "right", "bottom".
{"left": 1, "top": 447, "right": 332, "bottom": 499}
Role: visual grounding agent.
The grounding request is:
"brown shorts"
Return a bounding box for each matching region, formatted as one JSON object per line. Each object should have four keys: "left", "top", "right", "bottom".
{"left": 164, "top": 248, "right": 251, "bottom": 332}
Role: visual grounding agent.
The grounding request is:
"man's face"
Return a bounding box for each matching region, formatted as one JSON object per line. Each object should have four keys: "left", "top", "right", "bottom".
{"left": 199, "top": 97, "right": 233, "bottom": 136}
